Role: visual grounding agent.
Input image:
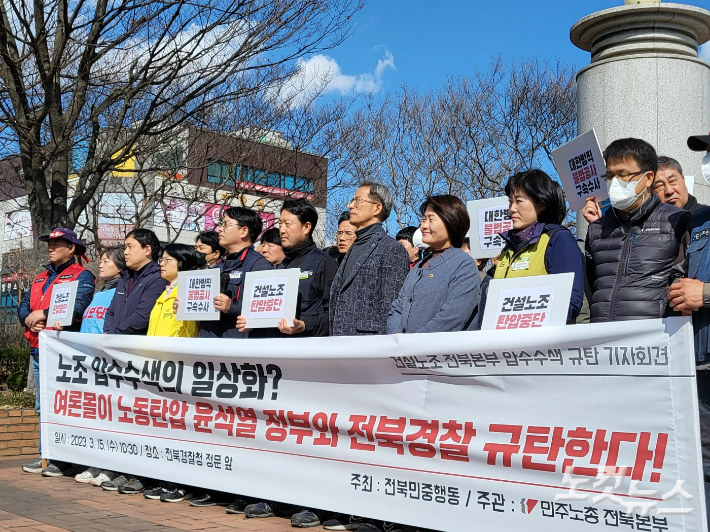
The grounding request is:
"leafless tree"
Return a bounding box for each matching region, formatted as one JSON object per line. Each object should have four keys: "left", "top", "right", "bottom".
{"left": 324, "top": 58, "right": 578, "bottom": 229}
{"left": 0, "top": 0, "right": 363, "bottom": 240}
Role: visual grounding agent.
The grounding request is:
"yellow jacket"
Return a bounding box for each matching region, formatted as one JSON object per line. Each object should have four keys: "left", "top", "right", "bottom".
{"left": 147, "top": 285, "right": 199, "bottom": 337}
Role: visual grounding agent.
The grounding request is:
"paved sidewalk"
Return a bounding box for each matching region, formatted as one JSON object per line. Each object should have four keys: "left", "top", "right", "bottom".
{"left": 0, "top": 456, "right": 292, "bottom": 532}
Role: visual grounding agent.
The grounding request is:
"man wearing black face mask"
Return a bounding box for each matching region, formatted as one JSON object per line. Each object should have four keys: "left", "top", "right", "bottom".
{"left": 582, "top": 138, "right": 691, "bottom": 322}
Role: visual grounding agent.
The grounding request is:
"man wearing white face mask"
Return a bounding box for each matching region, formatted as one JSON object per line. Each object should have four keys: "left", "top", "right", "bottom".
{"left": 582, "top": 138, "right": 691, "bottom": 322}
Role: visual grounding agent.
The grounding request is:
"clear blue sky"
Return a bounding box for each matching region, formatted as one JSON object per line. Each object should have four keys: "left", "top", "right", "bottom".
{"left": 311, "top": 0, "right": 710, "bottom": 96}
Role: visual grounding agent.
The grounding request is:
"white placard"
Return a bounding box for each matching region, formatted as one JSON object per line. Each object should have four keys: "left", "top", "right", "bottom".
{"left": 552, "top": 129, "right": 608, "bottom": 212}
{"left": 481, "top": 272, "right": 574, "bottom": 330}
{"left": 243, "top": 268, "right": 300, "bottom": 328}
{"left": 47, "top": 281, "right": 78, "bottom": 327}
{"left": 467, "top": 197, "right": 512, "bottom": 259}
{"left": 686, "top": 175, "right": 695, "bottom": 196}
{"left": 176, "top": 269, "right": 220, "bottom": 321}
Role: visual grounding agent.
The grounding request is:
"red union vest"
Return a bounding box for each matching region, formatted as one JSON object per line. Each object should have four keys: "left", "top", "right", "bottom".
{"left": 25, "top": 262, "right": 87, "bottom": 348}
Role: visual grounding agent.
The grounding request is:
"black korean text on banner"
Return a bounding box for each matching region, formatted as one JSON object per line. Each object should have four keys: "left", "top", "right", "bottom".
{"left": 551, "top": 129, "right": 608, "bottom": 212}
{"left": 39, "top": 317, "right": 707, "bottom": 532}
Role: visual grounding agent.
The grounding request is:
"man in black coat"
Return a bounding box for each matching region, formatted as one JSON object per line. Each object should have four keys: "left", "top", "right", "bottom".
{"left": 236, "top": 198, "right": 337, "bottom": 339}
{"left": 199, "top": 207, "right": 273, "bottom": 339}
{"left": 104, "top": 229, "right": 165, "bottom": 335}
{"left": 330, "top": 181, "right": 409, "bottom": 336}
{"left": 583, "top": 138, "right": 691, "bottom": 322}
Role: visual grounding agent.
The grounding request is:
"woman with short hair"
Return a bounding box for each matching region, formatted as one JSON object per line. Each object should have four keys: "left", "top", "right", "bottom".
{"left": 493, "top": 169, "right": 584, "bottom": 322}
{"left": 387, "top": 195, "right": 480, "bottom": 334}
{"left": 147, "top": 244, "right": 205, "bottom": 337}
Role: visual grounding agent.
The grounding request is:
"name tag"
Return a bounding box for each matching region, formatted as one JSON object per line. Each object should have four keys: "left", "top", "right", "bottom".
{"left": 299, "top": 270, "right": 313, "bottom": 280}
{"left": 512, "top": 261, "right": 529, "bottom": 271}
{"left": 229, "top": 271, "right": 242, "bottom": 280}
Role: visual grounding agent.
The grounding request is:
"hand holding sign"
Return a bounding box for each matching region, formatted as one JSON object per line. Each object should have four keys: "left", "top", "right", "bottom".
{"left": 582, "top": 196, "right": 602, "bottom": 223}
{"left": 467, "top": 197, "right": 513, "bottom": 259}
{"left": 480, "top": 273, "right": 574, "bottom": 330}
{"left": 213, "top": 294, "right": 231, "bottom": 313}
{"left": 552, "top": 129, "right": 607, "bottom": 212}
{"left": 243, "top": 269, "right": 300, "bottom": 329}
{"left": 47, "top": 281, "right": 78, "bottom": 327}
{"left": 277, "top": 318, "right": 305, "bottom": 335}
{"left": 236, "top": 315, "right": 250, "bottom": 332}
{"left": 176, "top": 269, "right": 220, "bottom": 321}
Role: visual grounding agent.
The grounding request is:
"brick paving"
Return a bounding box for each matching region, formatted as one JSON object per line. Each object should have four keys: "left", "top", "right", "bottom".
{"left": 3, "top": 455, "right": 708, "bottom": 531}
{"left": 0, "top": 456, "right": 292, "bottom": 532}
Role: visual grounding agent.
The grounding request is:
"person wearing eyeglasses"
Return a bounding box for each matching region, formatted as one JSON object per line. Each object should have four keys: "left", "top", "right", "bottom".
{"left": 582, "top": 138, "right": 691, "bottom": 322}
{"left": 147, "top": 244, "right": 204, "bottom": 337}
{"left": 195, "top": 206, "right": 273, "bottom": 339}
{"left": 330, "top": 181, "right": 409, "bottom": 336}
{"left": 334, "top": 211, "right": 357, "bottom": 262}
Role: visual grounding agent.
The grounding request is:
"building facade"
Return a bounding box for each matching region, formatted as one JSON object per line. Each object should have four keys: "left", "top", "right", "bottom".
{"left": 0, "top": 128, "right": 329, "bottom": 312}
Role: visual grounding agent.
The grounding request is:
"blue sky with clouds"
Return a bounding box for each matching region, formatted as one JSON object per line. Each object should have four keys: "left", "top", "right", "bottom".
{"left": 303, "top": 0, "right": 710, "bottom": 97}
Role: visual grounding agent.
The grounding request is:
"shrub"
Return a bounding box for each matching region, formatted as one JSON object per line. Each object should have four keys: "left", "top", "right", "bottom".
{"left": 0, "top": 391, "right": 35, "bottom": 409}
{"left": 0, "top": 346, "right": 29, "bottom": 391}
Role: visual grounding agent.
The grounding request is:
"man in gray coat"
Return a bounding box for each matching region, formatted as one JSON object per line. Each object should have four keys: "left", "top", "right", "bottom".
{"left": 330, "top": 181, "right": 409, "bottom": 336}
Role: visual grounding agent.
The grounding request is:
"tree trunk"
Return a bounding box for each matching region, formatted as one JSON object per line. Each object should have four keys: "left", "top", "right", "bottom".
{"left": 26, "top": 358, "right": 35, "bottom": 394}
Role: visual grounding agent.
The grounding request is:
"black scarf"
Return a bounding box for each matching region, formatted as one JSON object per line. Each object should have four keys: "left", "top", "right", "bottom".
{"left": 284, "top": 239, "right": 316, "bottom": 266}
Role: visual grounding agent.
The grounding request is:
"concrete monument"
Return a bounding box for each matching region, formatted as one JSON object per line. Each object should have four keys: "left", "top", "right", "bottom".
{"left": 571, "top": 2, "right": 710, "bottom": 235}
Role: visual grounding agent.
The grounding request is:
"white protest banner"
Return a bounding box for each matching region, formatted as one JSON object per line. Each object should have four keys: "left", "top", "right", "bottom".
{"left": 176, "top": 269, "right": 221, "bottom": 321}
{"left": 552, "top": 129, "right": 607, "bottom": 212}
{"left": 243, "top": 268, "right": 300, "bottom": 328}
{"left": 481, "top": 273, "right": 574, "bottom": 330}
{"left": 467, "top": 197, "right": 512, "bottom": 259}
{"left": 39, "top": 318, "right": 706, "bottom": 532}
{"left": 47, "top": 281, "right": 78, "bottom": 327}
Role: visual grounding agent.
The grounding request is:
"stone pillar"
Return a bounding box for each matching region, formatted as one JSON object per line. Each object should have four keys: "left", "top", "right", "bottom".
{"left": 571, "top": 2, "right": 710, "bottom": 237}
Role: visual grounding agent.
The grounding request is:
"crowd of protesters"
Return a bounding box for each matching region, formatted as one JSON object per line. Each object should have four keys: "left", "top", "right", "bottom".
{"left": 15, "top": 134, "right": 710, "bottom": 532}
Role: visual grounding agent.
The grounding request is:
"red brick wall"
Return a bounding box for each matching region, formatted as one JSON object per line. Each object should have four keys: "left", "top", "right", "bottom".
{"left": 0, "top": 409, "right": 39, "bottom": 457}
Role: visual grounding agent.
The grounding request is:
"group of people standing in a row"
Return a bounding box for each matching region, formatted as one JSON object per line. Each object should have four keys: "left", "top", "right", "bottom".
{"left": 16, "top": 133, "right": 710, "bottom": 532}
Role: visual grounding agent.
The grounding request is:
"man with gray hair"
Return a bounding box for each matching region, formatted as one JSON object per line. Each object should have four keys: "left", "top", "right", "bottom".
{"left": 653, "top": 156, "right": 706, "bottom": 214}
{"left": 329, "top": 181, "right": 409, "bottom": 336}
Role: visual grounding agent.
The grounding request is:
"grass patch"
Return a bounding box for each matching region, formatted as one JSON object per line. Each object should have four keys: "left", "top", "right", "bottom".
{"left": 0, "top": 391, "right": 35, "bottom": 409}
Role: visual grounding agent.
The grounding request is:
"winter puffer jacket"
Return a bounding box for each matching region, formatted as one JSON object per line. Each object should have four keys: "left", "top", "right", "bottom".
{"left": 585, "top": 193, "right": 690, "bottom": 322}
